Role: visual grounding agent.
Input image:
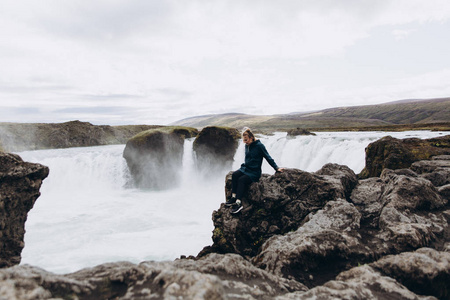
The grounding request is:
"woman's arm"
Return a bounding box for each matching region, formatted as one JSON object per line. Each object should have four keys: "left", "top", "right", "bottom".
{"left": 260, "top": 143, "right": 280, "bottom": 171}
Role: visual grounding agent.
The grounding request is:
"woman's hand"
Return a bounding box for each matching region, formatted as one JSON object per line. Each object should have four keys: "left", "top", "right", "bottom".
{"left": 277, "top": 168, "right": 285, "bottom": 172}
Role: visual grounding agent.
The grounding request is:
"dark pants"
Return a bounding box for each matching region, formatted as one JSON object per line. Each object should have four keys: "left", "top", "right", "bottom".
{"left": 232, "top": 170, "right": 252, "bottom": 200}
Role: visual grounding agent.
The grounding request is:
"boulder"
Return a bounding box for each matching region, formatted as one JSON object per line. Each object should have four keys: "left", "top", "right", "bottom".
{"left": 276, "top": 264, "right": 436, "bottom": 300}
{"left": 193, "top": 126, "right": 240, "bottom": 175}
{"left": 411, "top": 158, "right": 450, "bottom": 187}
{"left": 123, "top": 126, "right": 198, "bottom": 189}
{"left": 0, "top": 152, "right": 49, "bottom": 268}
{"left": 376, "top": 169, "right": 447, "bottom": 252}
{"left": 202, "top": 164, "right": 358, "bottom": 258}
{"left": 359, "top": 135, "right": 450, "bottom": 178}
{"left": 254, "top": 199, "right": 366, "bottom": 287}
{"left": 371, "top": 248, "right": 450, "bottom": 299}
{"left": 286, "top": 128, "right": 316, "bottom": 137}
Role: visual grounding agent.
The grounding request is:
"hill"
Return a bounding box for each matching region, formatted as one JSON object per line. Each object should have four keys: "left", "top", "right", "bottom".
{"left": 172, "top": 97, "right": 450, "bottom": 132}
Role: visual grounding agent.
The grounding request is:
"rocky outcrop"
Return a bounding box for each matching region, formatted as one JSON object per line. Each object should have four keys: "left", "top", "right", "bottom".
{"left": 0, "top": 121, "right": 161, "bottom": 152}
{"left": 286, "top": 128, "right": 316, "bottom": 137}
{"left": 0, "top": 250, "right": 445, "bottom": 299}
{"left": 202, "top": 164, "right": 358, "bottom": 258}
{"left": 123, "top": 126, "right": 198, "bottom": 189}
{"left": 193, "top": 126, "right": 240, "bottom": 175}
{"left": 202, "top": 153, "right": 449, "bottom": 296}
{"left": 359, "top": 135, "right": 450, "bottom": 178}
{"left": 0, "top": 152, "right": 49, "bottom": 268}
{"left": 0, "top": 254, "right": 307, "bottom": 299}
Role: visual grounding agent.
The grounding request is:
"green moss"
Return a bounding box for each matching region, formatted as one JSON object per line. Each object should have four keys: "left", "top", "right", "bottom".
{"left": 132, "top": 126, "right": 197, "bottom": 141}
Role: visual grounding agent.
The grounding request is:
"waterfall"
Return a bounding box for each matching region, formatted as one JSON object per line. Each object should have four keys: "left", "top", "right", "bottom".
{"left": 16, "top": 130, "right": 446, "bottom": 273}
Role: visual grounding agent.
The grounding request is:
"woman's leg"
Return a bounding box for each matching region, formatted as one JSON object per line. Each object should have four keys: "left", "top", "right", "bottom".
{"left": 231, "top": 170, "right": 244, "bottom": 195}
{"left": 236, "top": 173, "right": 252, "bottom": 201}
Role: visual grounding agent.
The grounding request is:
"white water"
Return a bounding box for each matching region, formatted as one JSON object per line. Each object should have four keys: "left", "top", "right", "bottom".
{"left": 17, "top": 131, "right": 446, "bottom": 274}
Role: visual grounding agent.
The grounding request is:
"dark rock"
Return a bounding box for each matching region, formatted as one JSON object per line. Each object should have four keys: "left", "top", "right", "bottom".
{"left": 123, "top": 126, "right": 198, "bottom": 189}
{"left": 253, "top": 199, "right": 366, "bottom": 287}
{"left": 368, "top": 169, "right": 447, "bottom": 253}
{"left": 371, "top": 248, "right": 450, "bottom": 299}
{"left": 205, "top": 164, "right": 357, "bottom": 258}
{"left": 205, "top": 156, "right": 449, "bottom": 289}
{"left": 286, "top": 128, "right": 316, "bottom": 137}
{"left": 193, "top": 126, "right": 240, "bottom": 175}
{"left": 277, "top": 264, "right": 436, "bottom": 300}
{"left": 0, "top": 152, "right": 49, "bottom": 268}
{"left": 359, "top": 135, "right": 450, "bottom": 179}
{"left": 350, "top": 177, "right": 385, "bottom": 228}
{"left": 411, "top": 159, "right": 450, "bottom": 187}
{"left": 438, "top": 184, "right": 450, "bottom": 200}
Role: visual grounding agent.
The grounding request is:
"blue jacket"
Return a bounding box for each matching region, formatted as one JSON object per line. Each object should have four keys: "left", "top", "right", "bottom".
{"left": 239, "top": 140, "right": 279, "bottom": 182}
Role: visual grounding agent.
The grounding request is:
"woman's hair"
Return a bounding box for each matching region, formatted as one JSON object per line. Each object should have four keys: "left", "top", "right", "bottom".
{"left": 242, "top": 127, "right": 255, "bottom": 141}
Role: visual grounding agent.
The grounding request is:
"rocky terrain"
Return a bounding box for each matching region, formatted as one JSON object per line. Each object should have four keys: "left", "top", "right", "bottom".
{"left": 0, "top": 152, "right": 49, "bottom": 268}
{"left": 359, "top": 135, "right": 450, "bottom": 178}
{"left": 0, "top": 134, "right": 449, "bottom": 299}
{"left": 0, "top": 120, "right": 161, "bottom": 152}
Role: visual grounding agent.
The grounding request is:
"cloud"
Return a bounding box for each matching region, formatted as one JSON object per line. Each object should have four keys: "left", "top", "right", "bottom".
{"left": 0, "top": 1, "right": 450, "bottom": 125}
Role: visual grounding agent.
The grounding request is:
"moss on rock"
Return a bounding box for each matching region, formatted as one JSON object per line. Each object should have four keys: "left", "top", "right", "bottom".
{"left": 123, "top": 126, "right": 198, "bottom": 189}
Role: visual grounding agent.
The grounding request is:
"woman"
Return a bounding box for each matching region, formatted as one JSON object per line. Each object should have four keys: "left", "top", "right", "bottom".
{"left": 226, "top": 128, "right": 284, "bottom": 213}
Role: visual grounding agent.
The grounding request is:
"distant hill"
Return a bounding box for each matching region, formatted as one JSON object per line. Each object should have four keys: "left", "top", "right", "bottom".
{"left": 172, "top": 97, "right": 450, "bottom": 132}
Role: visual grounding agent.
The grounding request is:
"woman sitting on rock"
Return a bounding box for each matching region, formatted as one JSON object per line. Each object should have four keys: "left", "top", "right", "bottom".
{"left": 226, "top": 128, "right": 284, "bottom": 213}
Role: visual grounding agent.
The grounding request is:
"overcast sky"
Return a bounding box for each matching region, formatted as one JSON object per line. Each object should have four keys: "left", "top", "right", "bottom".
{"left": 1, "top": 1, "right": 450, "bottom": 125}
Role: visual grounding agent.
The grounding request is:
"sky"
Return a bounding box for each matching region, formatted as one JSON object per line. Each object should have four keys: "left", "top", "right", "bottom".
{"left": 1, "top": 0, "right": 450, "bottom": 125}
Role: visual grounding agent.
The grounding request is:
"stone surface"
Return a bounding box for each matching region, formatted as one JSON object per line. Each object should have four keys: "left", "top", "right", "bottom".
{"left": 0, "top": 254, "right": 307, "bottom": 300}
{"left": 203, "top": 164, "right": 358, "bottom": 258}
{"left": 276, "top": 264, "right": 437, "bottom": 300}
{"left": 0, "top": 152, "right": 49, "bottom": 268}
{"left": 254, "top": 199, "right": 365, "bottom": 287}
{"left": 371, "top": 248, "right": 450, "bottom": 299}
{"left": 359, "top": 135, "right": 450, "bottom": 178}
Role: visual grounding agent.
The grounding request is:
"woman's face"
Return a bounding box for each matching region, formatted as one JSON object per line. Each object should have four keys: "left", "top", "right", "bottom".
{"left": 243, "top": 134, "right": 253, "bottom": 145}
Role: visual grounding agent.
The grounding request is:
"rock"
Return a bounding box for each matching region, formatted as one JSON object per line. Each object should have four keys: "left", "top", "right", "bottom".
{"left": 315, "top": 163, "right": 359, "bottom": 199}
{"left": 171, "top": 253, "right": 308, "bottom": 297}
{"left": 193, "top": 126, "right": 240, "bottom": 175}
{"left": 276, "top": 264, "right": 436, "bottom": 300}
{"left": 253, "top": 199, "right": 366, "bottom": 287}
{"left": 123, "top": 126, "right": 198, "bottom": 189}
{"left": 371, "top": 248, "right": 450, "bottom": 299}
{"left": 0, "top": 152, "right": 49, "bottom": 268}
{"left": 411, "top": 158, "right": 450, "bottom": 187}
{"left": 376, "top": 169, "right": 448, "bottom": 252}
{"left": 286, "top": 128, "right": 316, "bottom": 137}
{"left": 359, "top": 135, "right": 450, "bottom": 179}
{"left": 438, "top": 184, "right": 450, "bottom": 200}
{"left": 0, "top": 254, "right": 307, "bottom": 299}
{"left": 350, "top": 177, "right": 385, "bottom": 228}
{"left": 204, "top": 165, "right": 358, "bottom": 258}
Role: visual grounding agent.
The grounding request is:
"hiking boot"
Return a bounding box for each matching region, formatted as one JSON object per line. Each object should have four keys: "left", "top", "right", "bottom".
{"left": 231, "top": 200, "right": 243, "bottom": 214}
{"left": 225, "top": 197, "right": 236, "bottom": 206}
